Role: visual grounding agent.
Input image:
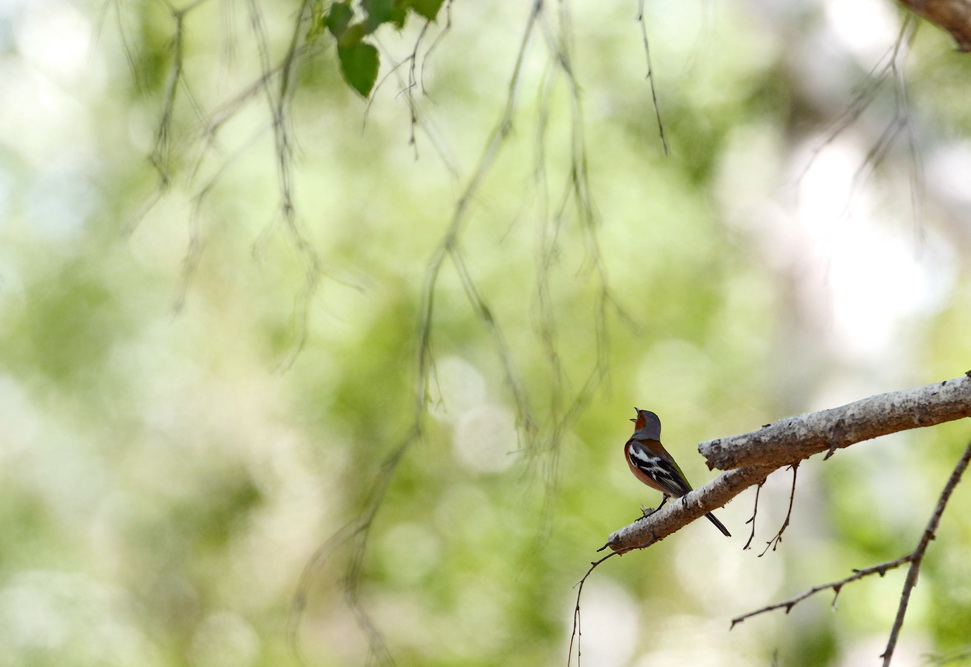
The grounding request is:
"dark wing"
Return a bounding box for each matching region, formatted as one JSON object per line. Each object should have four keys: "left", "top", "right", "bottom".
{"left": 627, "top": 440, "right": 693, "bottom": 498}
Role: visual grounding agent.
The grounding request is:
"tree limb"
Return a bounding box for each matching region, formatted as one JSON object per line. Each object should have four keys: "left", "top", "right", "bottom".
{"left": 898, "top": 0, "right": 971, "bottom": 52}
{"left": 601, "top": 374, "right": 971, "bottom": 553}
{"left": 602, "top": 465, "right": 773, "bottom": 552}
{"left": 701, "top": 373, "right": 971, "bottom": 471}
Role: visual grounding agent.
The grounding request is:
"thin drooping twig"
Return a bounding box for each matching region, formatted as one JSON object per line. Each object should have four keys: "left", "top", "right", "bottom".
{"left": 635, "top": 0, "right": 669, "bottom": 155}
{"left": 758, "top": 463, "right": 798, "bottom": 557}
{"left": 529, "top": 0, "right": 631, "bottom": 478}
{"left": 794, "top": 17, "right": 916, "bottom": 184}
{"left": 298, "top": 3, "right": 619, "bottom": 662}
{"left": 123, "top": 0, "right": 326, "bottom": 369}
{"left": 252, "top": 0, "right": 322, "bottom": 373}
{"left": 831, "top": 20, "right": 920, "bottom": 226}
{"left": 742, "top": 479, "right": 766, "bottom": 550}
{"left": 415, "top": 0, "right": 541, "bottom": 424}
{"left": 567, "top": 551, "right": 621, "bottom": 667}
{"left": 289, "top": 426, "right": 421, "bottom": 665}
{"left": 729, "top": 437, "right": 971, "bottom": 667}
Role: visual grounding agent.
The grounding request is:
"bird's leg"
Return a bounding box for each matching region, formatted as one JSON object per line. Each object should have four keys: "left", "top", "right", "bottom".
{"left": 637, "top": 495, "right": 671, "bottom": 520}
{"left": 638, "top": 504, "right": 656, "bottom": 520}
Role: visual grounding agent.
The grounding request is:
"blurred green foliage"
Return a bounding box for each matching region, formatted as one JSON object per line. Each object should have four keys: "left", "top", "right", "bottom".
{"left": 1, "top": 1, "right": 970, "bottom": 666}
{"left": 310, "top": 0, "right": 447, "bottom": 96}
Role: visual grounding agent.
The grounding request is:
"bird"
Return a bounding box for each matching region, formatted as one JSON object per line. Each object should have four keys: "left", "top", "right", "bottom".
{"left": 624, "top": 408, "right": 731, "bottom": 537}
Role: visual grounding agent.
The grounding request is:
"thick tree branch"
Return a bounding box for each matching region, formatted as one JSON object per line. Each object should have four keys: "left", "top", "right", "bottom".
{"left": 898, "top": 0, "right": 971, "bottom": 52}
{"left": 602, "top": 465, "right": 773, "bottom": 552}
{"left": 701, "top": 373, "right": 971, "bottom": 471}
{"left": 602, "top": 374, "right": 971, "bottom": 553}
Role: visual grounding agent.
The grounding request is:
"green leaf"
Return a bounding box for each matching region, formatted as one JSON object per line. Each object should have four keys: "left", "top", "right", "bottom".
{"left": 410, "top": 0, "right": 445, "bottom": 21}
{"left": 326, "top": 1, "right": 354, "bottom": 39}
{"left": 361, "top": 0, "right": 397, "bottom": 29}
{"left": 337, "top": 41, "right": 379, "bottom": 97}
{"left": 387, "top": 4, "right": 408, "bottom": 29}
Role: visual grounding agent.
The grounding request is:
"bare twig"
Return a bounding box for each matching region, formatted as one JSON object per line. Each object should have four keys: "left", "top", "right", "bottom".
{"left": 758, "top": 463, "right": 798, "bottom": 557}
{"left": 881, "top": 437, "right": 971, "bottom": 665}
{"left": 635, "top": 0, "right": 669, "bottom": 155}
{"left": 742, "top": 479, "right": 766, "bottom": 550}
{"left": 794, "top": 19, "right": 924, "bottom": 234}
{"left": 730, "top": 555, "right": 910, "bottom": 628}
{"left": 567, "top": 551, "right": 621, "bottom": 667}
{"left": 729, "top": 437, "right": 971, "bottom": 666}
{"left": 253, "top": 0, "right": 322, "bottom": 373}
{"left": 831, "top": 20, "right": 920, "bottom": 228}
{"left": 415, "top": 0, "right": 541, "bottom": 423}
{"left": 289, "top": 426, "right": 422, "bottom": 665}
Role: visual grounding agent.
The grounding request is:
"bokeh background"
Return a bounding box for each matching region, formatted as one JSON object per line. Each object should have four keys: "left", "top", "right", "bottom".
{"left": 2, "top": 0, "right": 971, "bottom": 665}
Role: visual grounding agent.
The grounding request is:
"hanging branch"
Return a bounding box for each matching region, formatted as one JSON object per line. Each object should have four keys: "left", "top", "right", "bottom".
{"left": 757, "top": 463, "right": 799, "bottom": 556}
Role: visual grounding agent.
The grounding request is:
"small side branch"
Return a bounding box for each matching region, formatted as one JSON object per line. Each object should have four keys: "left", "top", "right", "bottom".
{"left": 730, "top": 556, "right": 910, "bottom": 628}
{"left": 567, "top": 551, "right": 620, "bottom": 667}
{"left": 635, "top": 0, "right": 669, "bottom": 155}
{"left": 881, "top": 437, "right": 971, "bottom": 665}
{"left": 758, "top": 463, "right": 798, "bottom": 556}
{"left": 730, "top": 437, "right": 971, "bottom": 667}
{"left": 742, "top": 479, "right": 766, "bottom": 550}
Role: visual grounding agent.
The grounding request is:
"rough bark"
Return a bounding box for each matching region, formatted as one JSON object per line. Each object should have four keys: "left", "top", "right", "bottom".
{"left": 602, "top": 373, "right": 971, "bottom": 553}
{"left": 899, "top": 0, "right": 971, "bottom": 51}
{"left": 701, "top": 373, "right": 971, "bottom": 471}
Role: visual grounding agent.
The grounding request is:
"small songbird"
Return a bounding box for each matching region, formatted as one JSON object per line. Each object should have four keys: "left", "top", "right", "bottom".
{"left": 624, "top": 408, "right": 731, "bottom": 537}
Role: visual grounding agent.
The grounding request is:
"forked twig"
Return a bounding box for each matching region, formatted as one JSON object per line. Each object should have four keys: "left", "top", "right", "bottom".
{"left": 731, "top": 438, "right": 971, "bottom": 667}
{"left": 567, "top": 551, "right": 621, "bottom": 667}
{"left": 758, "top": 464, "right": 799, "bottom": 557}
{"left": 742, "top": 479, "right": 766, "bottom": 550}
{"left": 880, "top": 438, "right": 971, "bottom": 665}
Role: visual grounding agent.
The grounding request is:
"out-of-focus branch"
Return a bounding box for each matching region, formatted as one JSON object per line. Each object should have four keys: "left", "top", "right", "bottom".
{"left": 880, "top": 436, "right": 971, "bottom": 665}
{"left": 602, "top": 374, "right": 971, "bottom": 553}
{"left": 701, "top": 374, "right": 971, "bottom": 471}
{"left": 898, "top": 0, "right": 971, "bottom": 52}
{"left": 730, "top": 437, "right": 971, "bottom": 667}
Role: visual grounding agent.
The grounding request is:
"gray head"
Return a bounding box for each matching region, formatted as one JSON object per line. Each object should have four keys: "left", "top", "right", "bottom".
{"left": 630, "top": 407, "right": 662, "bottom": 440}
